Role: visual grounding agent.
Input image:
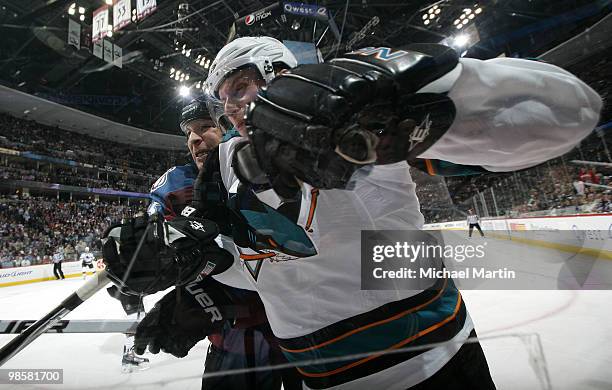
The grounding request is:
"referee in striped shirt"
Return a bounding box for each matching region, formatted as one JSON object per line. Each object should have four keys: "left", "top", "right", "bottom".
{"left": 467, "top": 209, "right": 485, "bottom": 238}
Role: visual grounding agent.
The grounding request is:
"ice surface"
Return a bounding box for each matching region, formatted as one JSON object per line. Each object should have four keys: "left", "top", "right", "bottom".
{"left": 1, "top": 238, "right": 612, "bottom": 389}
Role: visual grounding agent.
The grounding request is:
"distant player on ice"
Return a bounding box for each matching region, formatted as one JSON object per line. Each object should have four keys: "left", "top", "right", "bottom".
{"left": 79, "top": 246, "right": 95, "bottom": 280}
{"left": 467, "top": 209, "right": 485, "bottom": 238}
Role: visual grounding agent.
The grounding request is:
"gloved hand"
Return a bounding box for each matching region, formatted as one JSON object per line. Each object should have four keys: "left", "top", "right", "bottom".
{"left": 134, "top": 278, "right": 239, "bottom": 358}
{"left": 237, "top": 44, "right": 459, "bottom": 196}
{"left": 102, "top": 213, "right": 234, "bottom": 295}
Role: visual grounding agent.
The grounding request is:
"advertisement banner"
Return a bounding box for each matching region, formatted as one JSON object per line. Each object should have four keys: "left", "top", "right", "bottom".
{"left": 283, "top": 2, "right": 328, "bottom": 18}
{"left": 0, "top": 262, "right": 96, "bottom": 288}
{"left": 237, "top": 2, "right": 282, "bottom": 28}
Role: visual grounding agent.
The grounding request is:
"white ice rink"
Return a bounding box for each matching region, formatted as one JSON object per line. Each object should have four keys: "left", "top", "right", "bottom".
{"left": 1, "top": 234, "right": 612, "bottom": 390}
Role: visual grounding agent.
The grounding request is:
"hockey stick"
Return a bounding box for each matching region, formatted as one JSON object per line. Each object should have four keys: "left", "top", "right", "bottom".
{"left": 0, "top": 319, "right": 139, "bottom": 335}
{"left": 0, "top": 270, "right": 110, "bottom": 366}
{"left": 0, "top": 220, "right": 154, "bottom": 366}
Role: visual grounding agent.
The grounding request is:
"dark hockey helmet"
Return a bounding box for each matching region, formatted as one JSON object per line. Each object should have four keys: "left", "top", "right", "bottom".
{"left": 180, "top": 95, "right": 233, "bottom": 135}
{"left": 179, "top": 95, "right": 213, "bottom": 135}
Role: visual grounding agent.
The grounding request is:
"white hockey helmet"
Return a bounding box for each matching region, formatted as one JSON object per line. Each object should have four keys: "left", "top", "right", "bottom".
{"left": 205, "top": 36, "right": 297, "bottom": 98}
{"left": 85, "top": 247, "right": 89, "bottom": 252}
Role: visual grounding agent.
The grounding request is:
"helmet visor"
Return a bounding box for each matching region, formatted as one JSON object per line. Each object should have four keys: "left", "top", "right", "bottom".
{"left": 204, "top": 95, "right": 234, "bottom": 133}
{"left": 204, "top": 67, "right": 264, "bottom": 134}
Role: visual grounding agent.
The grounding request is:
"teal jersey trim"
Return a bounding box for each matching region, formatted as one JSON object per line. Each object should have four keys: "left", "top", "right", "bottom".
{"left": 228, "top": 186, "right": 317, "bottom": 258}
{"left": 222, "top": 128, "right": 241, "bottom": 142}
{"left": 281, "top": 279, "right": 462, "bottom": 374}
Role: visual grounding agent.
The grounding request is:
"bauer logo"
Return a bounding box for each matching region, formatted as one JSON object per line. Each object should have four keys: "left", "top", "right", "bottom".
{"left": 186, "top": 281, "right": 223, "bottom": 322}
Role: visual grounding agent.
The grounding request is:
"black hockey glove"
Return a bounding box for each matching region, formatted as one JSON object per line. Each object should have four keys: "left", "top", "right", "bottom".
{"left": 237, "top": 44, "right": 459, "bottom": 196}
{"left": 101, "top": 214, "right": 233, "bottom": 295}
{"left": 133, "top": 278, "right": 250, "bottom": 358}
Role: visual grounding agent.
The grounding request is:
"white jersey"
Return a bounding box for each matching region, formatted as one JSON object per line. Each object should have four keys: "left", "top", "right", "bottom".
{"left": 467, "top": 215, "right": 479, "bottom": 224}
{"left": 215, "top": 56, "right": 601, "bottom": 389}
{"left": 79, "top": 252, "right": 95, "bottom": 264}
{"left": 419, "top": 57, "right": 601, "bottom": 171}
{"left": 52, "top": 253, "right": 64, "bottom": 263}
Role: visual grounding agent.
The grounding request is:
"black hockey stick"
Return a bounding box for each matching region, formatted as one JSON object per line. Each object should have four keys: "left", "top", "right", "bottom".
{"left": 0, "top": 319, "right": 139, "bottom": 335}
{"left": 0, "top": 270, "right": 110, "bottom": 366}
{"left": 0, "top": 222, "right": 153, "bottom": 366}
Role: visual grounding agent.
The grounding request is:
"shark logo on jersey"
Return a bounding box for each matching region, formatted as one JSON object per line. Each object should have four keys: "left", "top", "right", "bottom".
{"left": 409, "top": 114, "right": 431, "bottom": 151}
{"left": 189, "top": 220, "right": 207, "bottom": 232}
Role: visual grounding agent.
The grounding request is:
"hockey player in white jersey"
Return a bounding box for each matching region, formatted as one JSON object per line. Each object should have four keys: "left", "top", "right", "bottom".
{"left": 79, "top": 247, "right": 96, "bottom": 280}
{"left": 115, "top": 36, "right": 602, "bottom": 389}
{"left": 198, "top": 37, "right": 600, "bottom": 389}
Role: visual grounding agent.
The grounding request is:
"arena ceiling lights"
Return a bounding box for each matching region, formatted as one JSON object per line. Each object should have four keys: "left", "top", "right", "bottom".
{"left": 179, "top": 85, "right": 191, "bottom": 97}
{"left": 454, "top": 4, "right": 483, "bottom": 30}
{"left": 67, "top": 3, "right": 86, "bottom": 22}
{"left": 169, "top": 68, "right": 190, "bottom": 83}
{"left": 420, "top": 1, "right": 484, "bottom": 32}
{"left": 195, "top": 55, "right": 210, "bottom": 69}
{"left": 422, "top": 4, "right": 442, "bottom": 26}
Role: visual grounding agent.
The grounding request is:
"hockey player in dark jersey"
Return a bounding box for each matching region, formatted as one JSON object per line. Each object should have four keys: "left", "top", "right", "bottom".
{"left": 145, "top": 96, "right": 300, "bottom": 390}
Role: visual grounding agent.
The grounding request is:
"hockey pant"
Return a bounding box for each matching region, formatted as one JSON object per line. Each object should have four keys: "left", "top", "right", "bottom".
{"left": 202, "top": 322, "right": 302, "bottom": 390}
{"left": 408, "top": 330, "right": 496, "bottom": 389}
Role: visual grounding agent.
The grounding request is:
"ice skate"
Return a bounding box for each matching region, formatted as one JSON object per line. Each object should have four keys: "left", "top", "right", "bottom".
{"left": 121, "top": 346, "right": 150, "bottom": 373}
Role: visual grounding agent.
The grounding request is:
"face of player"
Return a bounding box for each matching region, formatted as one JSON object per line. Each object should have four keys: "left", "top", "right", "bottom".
{"left": 185, "top": 119, "right": 223, "bottom": 169}
{"left": 217, "top": 67, "right": 266, "bottom": 137}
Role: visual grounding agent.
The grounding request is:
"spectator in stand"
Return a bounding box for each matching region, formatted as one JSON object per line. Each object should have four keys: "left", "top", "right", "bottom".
{"left": 595, "top": 194, "right": 611, "bottom": 213}
{"left": 21, "top": 255, "right": 31, "bottom": 267}
{"left": 0, "top": 113, "right": 182, "bottom": 175}
{"left": 573, "top": 180, "right": 585, "bottom": 196}
{"left": 0, "top": 195, "right": 141, "bottom": 268}
{"left": 589, "top": 167, "right": 599, "bottom": 184}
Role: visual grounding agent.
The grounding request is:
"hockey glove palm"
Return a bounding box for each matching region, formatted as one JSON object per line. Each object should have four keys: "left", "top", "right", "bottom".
{"left": 238, "top": 44, "right": 459, "bottom": 194}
